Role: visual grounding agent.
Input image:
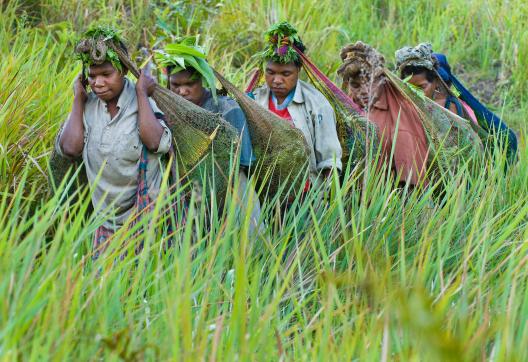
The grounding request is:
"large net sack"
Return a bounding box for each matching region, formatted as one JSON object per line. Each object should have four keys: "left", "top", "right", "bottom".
{"left": 385, "top": 70, "right": 483, "bottom": 177}
{"left": 213, "top": 70, "right": 311, "bottom": 198}
{"left": 294, "top": 48, "right": 379, "bottom": 167}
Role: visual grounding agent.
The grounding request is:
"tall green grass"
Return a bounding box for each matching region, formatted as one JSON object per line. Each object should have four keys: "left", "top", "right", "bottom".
{"left": 1, "top": 0, "right": 528, "bottom": 360}
{"left": 2, "top": 140, "right": 527, "bottom": 360}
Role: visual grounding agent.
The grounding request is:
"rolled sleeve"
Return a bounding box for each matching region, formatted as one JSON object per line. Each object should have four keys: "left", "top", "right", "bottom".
{"left": 148, "top": 97, "right": 171, "bottom": 154}
{"left": 155, "top": 118, "right": 172, "bottom": 154}
{"left": 314, "top": 103, "right": 342, "bottom": 171}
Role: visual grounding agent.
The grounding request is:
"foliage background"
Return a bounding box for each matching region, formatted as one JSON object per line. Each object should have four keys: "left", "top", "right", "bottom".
{"left": 1, "top": 0, "right": 527, "bottom": 360}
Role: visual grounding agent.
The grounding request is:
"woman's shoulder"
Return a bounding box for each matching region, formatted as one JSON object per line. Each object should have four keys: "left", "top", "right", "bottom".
{"left": 298, "top": 80, "right": 333, "bottom": 111}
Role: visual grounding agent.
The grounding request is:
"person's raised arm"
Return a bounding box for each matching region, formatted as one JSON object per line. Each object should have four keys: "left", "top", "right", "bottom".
{"left": 59, "top": 73, "right": 88, "bottom": 157}
{"left": 135, "top": 67, "right": 164, "bottom": 152}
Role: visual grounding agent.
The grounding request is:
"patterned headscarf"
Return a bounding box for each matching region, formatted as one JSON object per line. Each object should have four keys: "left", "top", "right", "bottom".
{"left": 337, "top": 41, "right": 386, "bottom": 86}
{"left": 395, "top": 43, "right": 435, "bottom": 74}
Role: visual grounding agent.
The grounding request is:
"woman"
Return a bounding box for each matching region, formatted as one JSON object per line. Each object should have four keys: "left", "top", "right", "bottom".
{"left": 250, "top": 21, "right": 342, "bottom": 182}
{"left": 338, "top": 41, "right": 429, "bottom": 186}
{"left": 396, "top": 43, "right": 476, "bottom": 123}
{"left": 396, "top": 43, "right": 517, "bottom": 161}
{"left": 56, "top": 27, "right": 172, "bottom": 256}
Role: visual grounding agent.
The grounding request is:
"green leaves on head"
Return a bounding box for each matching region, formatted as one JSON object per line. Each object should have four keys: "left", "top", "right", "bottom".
{"left": 261, "top": 21, "right": 304, "bottom": 64}
{"left": 75, "top": 25, "right": 125, "bottom": 76}
{"left": 155, "top": 40, "right": 217, "bottom": 101}
{"left": 82, "top": 25, "right": 123, "bottom": 42}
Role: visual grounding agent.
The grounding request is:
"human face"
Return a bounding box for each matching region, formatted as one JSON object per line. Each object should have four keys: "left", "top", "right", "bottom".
{"left": 344, "top": 75, "right": 371, "bottom": 110}
{"left": 87, "top": 62, "right": 125, "bottom": 102}
{"left": 408, "top": 73, "right": 436, "bottom": 99}
{"left": 168, "top": 70, "right": 205, "bottom": 105}
{"left": 264, "top": 61, "right": 299, "bottom": 101}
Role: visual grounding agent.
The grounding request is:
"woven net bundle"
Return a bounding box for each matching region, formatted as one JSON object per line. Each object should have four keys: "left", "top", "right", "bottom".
{"left": 214, "top": 70, "right": 311, "bottom": 197}
{"left": 385, "top": 70, "right": 483, "bottom": 176}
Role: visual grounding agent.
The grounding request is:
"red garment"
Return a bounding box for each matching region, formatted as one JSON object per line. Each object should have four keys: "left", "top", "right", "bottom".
{"left": 460, "top": 99, "right": 479, "bottom": 126}
{"left": 268, "top": 95, "right": 310, "bottom": 192}
{"left": 367, "top": 82, "right": 429, "bottom": 185}
{"left": 268, "top": 97, "right": 294, "bottom": 125}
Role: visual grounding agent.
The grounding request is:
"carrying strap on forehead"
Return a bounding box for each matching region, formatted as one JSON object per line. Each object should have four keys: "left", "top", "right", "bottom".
{"left": 433, "top": 52, "right": 518, "bottom": 160}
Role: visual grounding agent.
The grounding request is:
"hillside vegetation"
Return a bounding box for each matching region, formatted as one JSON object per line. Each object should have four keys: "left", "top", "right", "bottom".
{"left": 1, "top": 1, "right": 527, "bottom": 360}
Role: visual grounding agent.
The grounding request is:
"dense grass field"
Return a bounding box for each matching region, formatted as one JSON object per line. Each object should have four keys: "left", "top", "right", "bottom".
{"left": 1, "top": 0, "right": 528, "bottom": 360}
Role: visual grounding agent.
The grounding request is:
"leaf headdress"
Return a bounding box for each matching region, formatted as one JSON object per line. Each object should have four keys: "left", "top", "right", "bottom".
{"left": 261, "top": 21, "right": 305, "bottom": 64}
{"left": 75, "top": 25, "right": 126, "bottom": 76}
{"left": 155, "top": 38, "right": 217, "bottom": 101}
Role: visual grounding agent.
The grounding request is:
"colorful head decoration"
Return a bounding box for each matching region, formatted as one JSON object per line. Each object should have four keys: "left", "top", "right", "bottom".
{"left": 261, "top": 21, "right": 306, "bottom": 64}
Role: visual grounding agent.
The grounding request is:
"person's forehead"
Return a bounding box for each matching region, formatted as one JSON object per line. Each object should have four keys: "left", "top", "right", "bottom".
{"left": 88, "top": 62, "right": 116, "bottom": 73}
{"left": 169, "top": 70, "right": 196, "bottom": 83}
{"left": 266, "top": 62, "right": 297, "bottom": 72}
{"left": 410, "top": 73, "right": 429, "bottom": 83}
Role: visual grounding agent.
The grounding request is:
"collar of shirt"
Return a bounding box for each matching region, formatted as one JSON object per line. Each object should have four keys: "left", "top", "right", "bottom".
{"left": 271, "top": 87, "right": 296, "bottom": 110}
{"left": 260, "top": 80, "right": 306, "bottom": 107}
{"left": 291, "top": 80, "right": 305, "bottom": 104}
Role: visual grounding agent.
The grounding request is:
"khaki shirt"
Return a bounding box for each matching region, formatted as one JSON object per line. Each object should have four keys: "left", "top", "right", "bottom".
{"left": 55, "top": 78, "right": 172, "bottom": 229}
{"left": 252, "top": 80, "right": 342, "bottom": 179}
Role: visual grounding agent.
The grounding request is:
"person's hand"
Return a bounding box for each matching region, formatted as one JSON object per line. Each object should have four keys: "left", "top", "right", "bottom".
{"left": 73, "top": 73, "right": 88, "bottom": 103}
{"left": 136, "top": 66, "right": 156, "bottom": 97}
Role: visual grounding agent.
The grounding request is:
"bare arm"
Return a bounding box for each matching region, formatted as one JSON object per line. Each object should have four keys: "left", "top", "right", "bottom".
{"left": 136, "top": 67, "right": 164, "bottom": 152}
{"left": 59, "top": 73, "right": 87, "bottom": 157}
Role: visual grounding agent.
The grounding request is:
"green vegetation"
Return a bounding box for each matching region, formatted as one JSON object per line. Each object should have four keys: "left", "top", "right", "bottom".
{"left": 1, "top": 0, "right": 527, "bottom": 360}
{"left": 75, "top": 25, "right": 125, "bottom": 76}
